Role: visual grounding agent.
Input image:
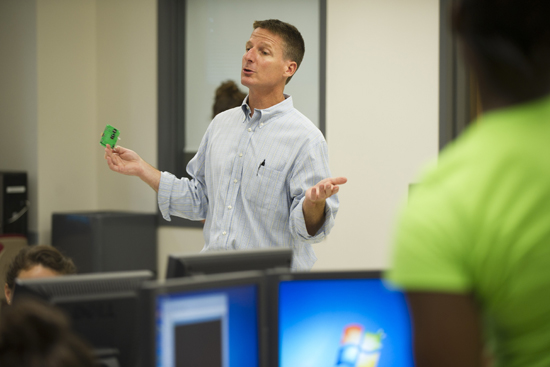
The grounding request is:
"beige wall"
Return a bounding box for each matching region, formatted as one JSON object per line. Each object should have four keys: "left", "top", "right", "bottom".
{"left": 95, "top": 0, "right": 157, "bottom": 212}
{"left": 0, "top": 0, "right": 439, "bottom": 271}
{"left": 0, "top": 0, "right": 156, "bottom": 244}
{"left": 314, "top": 0, "right": 440, "bottom": 270}
{"left": 36, "top": 0, "right": 98, "bottom": 245}
{"left": 0, "top": 0, "right": 38, "bottom": 235}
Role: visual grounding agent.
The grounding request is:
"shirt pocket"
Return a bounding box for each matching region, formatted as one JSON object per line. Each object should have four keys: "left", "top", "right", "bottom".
{"left": 243, "top": 165, "right": 287, "bottom": 212}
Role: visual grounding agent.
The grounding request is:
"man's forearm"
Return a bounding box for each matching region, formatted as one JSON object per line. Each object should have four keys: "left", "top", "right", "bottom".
{"left": 138, "top": 160, "right": 162, "bottom": 193}
{"left": 302, "top": 199, "right": 326, "bottom": 236}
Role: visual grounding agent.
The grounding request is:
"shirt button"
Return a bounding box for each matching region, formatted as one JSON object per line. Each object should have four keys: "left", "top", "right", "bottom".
{"left": 260, "top": 122, "right": 264, "bottom": 127}
{"left": 239, "top": 153, "right": 243, "bottom": 157}
{"left": 248, "top": 128, "right": 252, "bottom": 132}
{"left": 222, "top": 231, "right": 227, "bottom": 235}
{"left": 228, "top": 205, "right": 232, "bottom": 210}
{"left": 234, "top": 179, "right": 238, "bottom": 183}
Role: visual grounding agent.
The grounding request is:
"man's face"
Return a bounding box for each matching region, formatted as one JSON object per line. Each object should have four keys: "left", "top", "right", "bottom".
{"left": 241, "top": 28, "right": 294, "bottom": 91}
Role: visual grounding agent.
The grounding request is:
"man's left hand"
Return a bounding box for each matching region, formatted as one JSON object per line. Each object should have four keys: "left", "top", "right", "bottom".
{"left": 305, "top": 177, "right": 348, "bottom": 206}
{"left": 303, "top": 177, "right": 347, "bottom": 236}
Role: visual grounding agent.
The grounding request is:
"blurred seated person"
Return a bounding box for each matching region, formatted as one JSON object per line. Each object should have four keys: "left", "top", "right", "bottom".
{"left": 4, "top": 245, "right": 77, "bottom": 305}
{"left": 212, "top": 80, "right": 247, "bottom": 118}
{"left": 0, "top": 297, "right": 95, "bottom": 367}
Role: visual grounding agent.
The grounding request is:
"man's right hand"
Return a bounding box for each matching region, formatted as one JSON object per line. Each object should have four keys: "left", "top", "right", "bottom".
{"left": 104, "top": 144, "right": 162, "bottom": 192}
{"left": 104, "top": 144, "right": 144, "bottom": 177}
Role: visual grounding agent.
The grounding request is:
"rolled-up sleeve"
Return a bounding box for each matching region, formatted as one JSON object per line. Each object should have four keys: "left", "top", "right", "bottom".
{"left": 289, "top": 139, "right": 339, "bottom": 244}
{"left": 157, "top": 170, "right": 209, "bottom": 222}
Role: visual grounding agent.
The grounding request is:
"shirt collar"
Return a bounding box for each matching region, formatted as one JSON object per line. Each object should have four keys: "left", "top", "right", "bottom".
{"left": 241, "top": 94, "right": 293, "bottom": 124}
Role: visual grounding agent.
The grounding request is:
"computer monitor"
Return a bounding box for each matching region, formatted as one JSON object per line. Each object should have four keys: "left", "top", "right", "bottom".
{"left": 13, "top": 270, "right": 154, "bottom": 367}
{"left": 267, "top": 270, "right": 414, "bottom": 367}
{"left": 166, "top": 248, "right": 293, "bottom": 279}
{"left": 140, "top": 271, "right": 267, "bottom": 367}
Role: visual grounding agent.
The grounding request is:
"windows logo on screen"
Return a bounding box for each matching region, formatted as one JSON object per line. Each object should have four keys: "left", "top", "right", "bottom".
{"left": 336, "top": 325, "right": 385, "bottom": 367}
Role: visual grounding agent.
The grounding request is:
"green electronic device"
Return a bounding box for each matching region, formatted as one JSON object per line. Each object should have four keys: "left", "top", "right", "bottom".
{"left": 100, "top": 125, "right": 120, "bottom": 148}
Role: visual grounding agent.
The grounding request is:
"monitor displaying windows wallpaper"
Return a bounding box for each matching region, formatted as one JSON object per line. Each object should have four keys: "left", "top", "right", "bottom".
{"left": 271, "top": 271, "right": 414, "bottom": 367}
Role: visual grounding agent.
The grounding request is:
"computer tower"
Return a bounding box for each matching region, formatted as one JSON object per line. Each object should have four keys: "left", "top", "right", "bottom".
{"left": 0, "top": 171, "right": 28, "bottom": 237}
{"left": 52, "top": 211, "right": 157, "bottom": 275}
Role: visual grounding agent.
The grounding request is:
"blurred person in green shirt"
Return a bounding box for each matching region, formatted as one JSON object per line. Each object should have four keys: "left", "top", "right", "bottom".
{"left": 386, "top": 1, "right": 550, "bottom": 367}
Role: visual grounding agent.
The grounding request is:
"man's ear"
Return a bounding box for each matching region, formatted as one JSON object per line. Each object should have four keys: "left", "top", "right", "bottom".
{"left": 4, "top": 283, "right": 12, "bottom": 305}
{"left": 283, "top": 60, "right": 298, "bottom": 79}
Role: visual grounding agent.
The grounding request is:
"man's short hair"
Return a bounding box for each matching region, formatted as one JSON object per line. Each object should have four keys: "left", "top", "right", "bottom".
{"left": 253, "top": 19, "right": 305, "bottom": 84}
{"left": 454, "top": 0, "right": 550, "bottom": 100}
{"left": 5, "top": 245, "right": 77, "bottom": 291}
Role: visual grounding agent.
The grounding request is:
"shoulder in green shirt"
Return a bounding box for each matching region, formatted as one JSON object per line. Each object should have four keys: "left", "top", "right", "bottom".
{"left": 386, "top": 95, "right": 550, "bottom": 367}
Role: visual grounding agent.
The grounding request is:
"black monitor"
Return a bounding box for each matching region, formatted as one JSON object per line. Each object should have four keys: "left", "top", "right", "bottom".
{"left": 166, "top": 247, "right": 293, "bottom": 278}
{"left": 13, "top": 270, "right": 154, "bottom": 367}
{"left": 266, "top": 270, "right": 414, "bottom": 367}
{"left": 140, "top": 271, "right": 267, "bottom": 367}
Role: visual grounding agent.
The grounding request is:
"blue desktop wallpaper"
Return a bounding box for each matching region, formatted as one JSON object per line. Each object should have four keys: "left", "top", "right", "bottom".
{"left": 278, "top": 278, "right": 414, "bottom": 367}
{"left": 157, "top": 284, "right": 259, "bottom": 367}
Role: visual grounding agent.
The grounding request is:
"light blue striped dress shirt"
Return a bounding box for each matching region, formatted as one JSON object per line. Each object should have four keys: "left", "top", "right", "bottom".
{"left": 158, "top": 95, "right": 339, "bottom": 270}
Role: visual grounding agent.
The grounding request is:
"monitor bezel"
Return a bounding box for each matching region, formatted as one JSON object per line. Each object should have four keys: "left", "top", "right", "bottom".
{"left": 13, "top": 270, "right": 154, "bottom": 301}
{"left": 266, "top": 269, "right": 398, "bottom": 367}
{"left": 13, "top": 270, "right": 154, "bottom": 367}
{"left": 165, "top": 247, "right": 293, "bottom": 279}
{"left": 140, "top": 270, "right": 269, "bottom": 367}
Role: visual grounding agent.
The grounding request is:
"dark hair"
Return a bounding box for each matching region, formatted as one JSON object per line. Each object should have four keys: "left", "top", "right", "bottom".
{"left": 454, "top": 0, "right": 550, "bottom": 101}
{"left": 212, "top": 80, "right": 247, "bottom": 118}
{"left": 253, "top": 19, "right": 305, "bottom": 84}
{"left": 0, "top": 298, "right": 95, "bottom": 367}
{"left": 5, "top": 245, "right": 77, "bottom": 290}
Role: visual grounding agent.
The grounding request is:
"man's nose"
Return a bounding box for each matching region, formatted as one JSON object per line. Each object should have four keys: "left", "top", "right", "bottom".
{"left": 244, "top": 48, "right": 255, "bottom": 62}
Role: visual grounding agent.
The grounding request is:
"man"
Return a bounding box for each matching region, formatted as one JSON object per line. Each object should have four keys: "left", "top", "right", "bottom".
{"left": 105, "top": 19, "right": 346, "bottom": 270}
{"left": 386, "top": 1, "right": 550, "bottom": 367}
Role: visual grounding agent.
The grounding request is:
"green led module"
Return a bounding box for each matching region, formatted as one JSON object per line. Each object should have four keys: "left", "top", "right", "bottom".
{"left": 100, "top": 124, "right": 120, "bottom": 148}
